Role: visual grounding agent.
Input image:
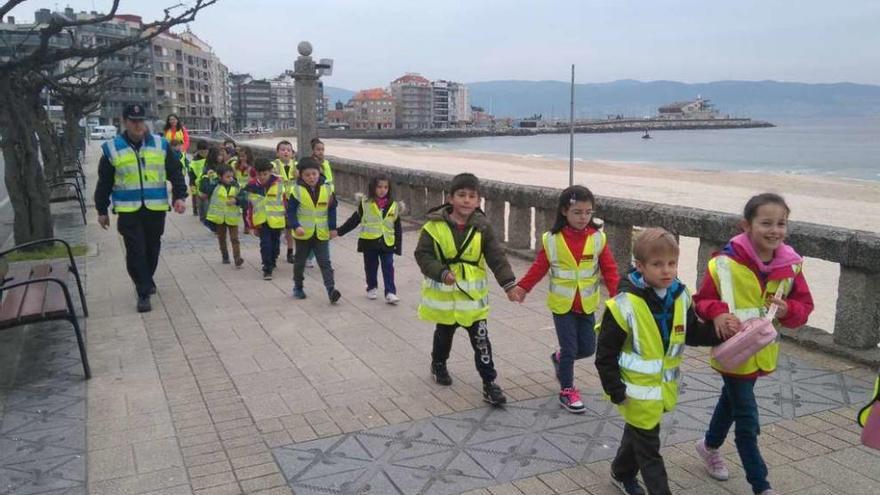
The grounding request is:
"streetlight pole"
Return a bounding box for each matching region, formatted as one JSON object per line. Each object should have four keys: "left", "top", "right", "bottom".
{"left": 568, "top": 64, "right": 575, "bottom": 186}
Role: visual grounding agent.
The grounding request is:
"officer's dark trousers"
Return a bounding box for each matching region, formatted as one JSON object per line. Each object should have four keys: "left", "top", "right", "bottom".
{"left": 117, "top": 208, "right": 166, "bottom": 297}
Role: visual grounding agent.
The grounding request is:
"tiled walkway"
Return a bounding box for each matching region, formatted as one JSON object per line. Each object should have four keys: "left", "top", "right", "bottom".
{"left": 1, "top": 143, "right": 878, "bottom": 495}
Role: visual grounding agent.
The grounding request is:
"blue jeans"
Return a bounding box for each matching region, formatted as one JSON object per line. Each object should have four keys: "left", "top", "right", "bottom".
{"left": 259, "top": 226, "right": 282, "bottom": 271}
{"left": 705, "top": 375, "right": 769, "bottom": 494}
{"left": 552, "top": 312, "right": 596, "bottom": 389}
{"left": 364, "top": 250, "right": 396, "bottom": 295}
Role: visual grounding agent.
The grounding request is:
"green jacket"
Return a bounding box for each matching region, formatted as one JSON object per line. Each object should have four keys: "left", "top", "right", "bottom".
{"left": 414, "top": 204, "right": 516, "bottom": 290}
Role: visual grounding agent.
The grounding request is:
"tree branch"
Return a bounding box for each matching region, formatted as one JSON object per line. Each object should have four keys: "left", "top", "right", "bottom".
{"left": 0, "top": 0, "right": 29, "bottom": 20}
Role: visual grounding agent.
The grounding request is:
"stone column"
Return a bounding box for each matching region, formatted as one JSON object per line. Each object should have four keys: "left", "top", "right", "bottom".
{"left": 485, "top": 198, "right": 507, "bottom": 243}
{"left": 833, "top": 268, "right": 880, "bottom": 349}
{"left": 603, "top": 222, "right": 633, "bottom": 275}
{"left": 293, "top": 42, "right": 318, "bottom": 160}
{"left": 696, "top": 238, "right": 723, "bottom": 287}
{"left": 405, "top": 184, "right": 427, "bottom": 218}
{"left": 533, "top": 207, "right": 557, "bottom": 251}
{"left": 507, "top": 204, "right": 531, "bottom": 250}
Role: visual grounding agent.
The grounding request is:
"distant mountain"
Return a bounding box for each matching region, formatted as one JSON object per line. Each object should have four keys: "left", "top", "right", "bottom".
{"left": 324, "top": 86, "right": 356, "bottom": 107}
{"left": 466, "top": 80, "right": 880, "bottom": 119}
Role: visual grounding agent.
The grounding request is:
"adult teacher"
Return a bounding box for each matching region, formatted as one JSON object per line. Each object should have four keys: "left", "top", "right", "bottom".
{"left": 163, "top": 113, "right": 190, "bottom": 152}
{"left": 94, "top": 104, "right": 188, "bottom": 312}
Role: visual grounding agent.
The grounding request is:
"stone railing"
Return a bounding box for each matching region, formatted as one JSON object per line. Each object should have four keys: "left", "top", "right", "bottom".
{"left": 243, "top": 144, "right": 880, "bottom": 360}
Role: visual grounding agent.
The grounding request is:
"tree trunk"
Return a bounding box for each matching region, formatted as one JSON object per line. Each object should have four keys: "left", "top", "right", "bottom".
{"left": 0, "top": 75, "right": 54, "bottom": 244}
{"left": 61, "top": 101, "right": 85, "bottom": 166}
{"left": 34, "top": 107, "right": 63, "bottom": 181}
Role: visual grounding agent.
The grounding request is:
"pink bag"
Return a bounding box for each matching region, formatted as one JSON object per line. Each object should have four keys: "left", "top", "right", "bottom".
{"left": 710, "top": 287, "right": 782, "bottom": 370}
{"left": 862, "top": 403, "right": 880, "bottom": 450}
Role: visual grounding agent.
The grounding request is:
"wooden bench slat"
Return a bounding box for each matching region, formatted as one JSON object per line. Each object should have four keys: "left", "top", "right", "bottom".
{"left": 43, "top": 266, "right": 69, "bottom": 317}
{"left": 0, "top": 285, "right": 28, "bottom": 323}
{"left": 18, "top": 265, "right": 51, "bottom": 318}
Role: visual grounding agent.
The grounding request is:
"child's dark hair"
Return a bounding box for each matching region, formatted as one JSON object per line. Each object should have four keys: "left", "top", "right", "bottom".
{"left": 195, "top": 140, "right": 209, "bottom": 151}
{"left": 368, "top": 174, "right": 393, "bottom": 201}
{"left": 743, "top": 193, "right": 790, "bottom": 222}
{"left": 206, "top": 147, "right": 222, "bottom": 167}
{"left": 449, "top": 173, "right": 480, "bottom": 196}
{"left": 550, "top": 185, "right": 599, "bottom": 233}
{"left": 215, "top": 163, "right": 234, "bottom": 178}
{"left": 297, "top": 156, "right": 321, "bottom": 172}
{"left": 310, "top": 137, "right": 323, "bottom": 149}
{"left": 223, "top": 138, "right": 236, "bottom": 147}
{"left": 276, "top": 140, "right": 294, "bottom": 152}
{"left": 237, "top": 146, "right": 254, "bottom": 165}
{"left": 254, "top": 159, "right": 274, "bottom": 172}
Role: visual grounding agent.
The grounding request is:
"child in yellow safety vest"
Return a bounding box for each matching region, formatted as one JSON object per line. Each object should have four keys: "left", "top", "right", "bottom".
{"left": 271, "top": 140, "right": 298, "bottom": 264}
{"left": 693, "top": 193, "right": 814, "bottom": 495}
{"left": 198, "top": 147, "right": 223, "bottom": 233}
{"left": 199, "top": 164, "right": 243, "bottom": 267}
{"left": 187, "top": 141, "right": 209, "bottom": 216}
{"left": 287, "top": 157, "right": 340, "bottom": 303}
{"left": 595, "top": 228, "right": 728, "bottom": 495}
{"left": 240, "top": 160, "right": 287, "bottom": 280}
{"left": 509, "top": 185, "right": 620, "bottom": 415}
{"left": 413, "top": 173, "right": 519, "bottom": 407}
{"left": 337, "top": 173, "right": 403, "bottom": 304}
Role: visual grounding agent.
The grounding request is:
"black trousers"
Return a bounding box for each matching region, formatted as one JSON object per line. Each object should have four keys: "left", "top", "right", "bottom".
{"left": 431, "top": 320, "right": 497, "bottom": 383}
{"left": 117, "top": 209, "right": 166, "bottom": 297}
{"left": 611, "top": 423, "right": 670, "bottom": 495}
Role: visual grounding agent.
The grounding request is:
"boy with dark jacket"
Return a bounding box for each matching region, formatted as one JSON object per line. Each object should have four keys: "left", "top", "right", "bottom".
{"left": 595, "top": 228, "right": 729, "bottom": 495}
{"left": 414, "top": 173, "right": 519, "bottom": 406}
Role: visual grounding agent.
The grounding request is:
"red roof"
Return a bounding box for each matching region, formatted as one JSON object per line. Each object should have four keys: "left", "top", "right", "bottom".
{"left": 352, "top": 88, "right": 393, "bottom": 101}
{"left": 392, "top": 73, "right": 429, "bottom": 85}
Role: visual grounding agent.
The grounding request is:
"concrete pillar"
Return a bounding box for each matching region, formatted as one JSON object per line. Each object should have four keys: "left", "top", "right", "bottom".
{"left": 603, "top": 222, "right": 633, "bottom": 275}
{"left": 293, "top": 42, "right": 318, "bottom": 160}
{"left": 696, "top": 238, "right": 723, "bottom": 287}
{"left": 485, "top": 198, "right": 507, "bottom": 243}
{"left": 534, "top": 207, "right": 557, "bottom": 251}
{"left": 427, "top": 188, "right": 445, "bottom": 210}
{"left": 833, "top": 267, "right": 880, "bottom": 349}
{"left": 507, "top": 205, "right": 531, "bottom": 250}
{"left": 405, "top": 184, "right": 427, "bottom": 219}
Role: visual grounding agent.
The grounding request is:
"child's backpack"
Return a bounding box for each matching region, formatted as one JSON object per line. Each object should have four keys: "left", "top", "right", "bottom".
{"left": 858, "top": 373, "right": 880, "bottom": 450}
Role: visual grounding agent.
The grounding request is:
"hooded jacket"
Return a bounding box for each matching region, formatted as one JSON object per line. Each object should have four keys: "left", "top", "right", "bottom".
{"left": 413, "top": 204, "right": 516, "bottom": 291}
{"left": 595, "top": 269, "right": 721, "bottom": 405}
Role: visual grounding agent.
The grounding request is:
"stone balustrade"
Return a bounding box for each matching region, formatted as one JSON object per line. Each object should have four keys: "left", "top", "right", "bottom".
{"left": 241, "top": 144, "right": 880, "bottom": 354}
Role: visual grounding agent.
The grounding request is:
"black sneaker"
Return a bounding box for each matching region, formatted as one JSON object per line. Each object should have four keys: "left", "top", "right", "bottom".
{"left": 234, "top": 258, "right": 244, "bottom": 268}
{"left": 610, "top": 473, "right": 646, "bottom": 495}
{"left": 328, "top": 288, "right": 342, "bottom": 304}
{"left": 482, "top": 382, "right": 507, "bottom": 406}
{"left": 431, "top": 362, "right": 453, "bottom": 386}
{"left": 262, "top": 270, "right": 272, "bottom": 280}
{"left": 148, "top": 284, "right": 157, "bottom": 295}
{"left": 222, "top": 256, "right": 230, "bottom": 264}
{"left": 286, "top": 250, "right": 295, "bottom": 264}
{"left": 551, "top": 351, "right": 560, "bottom": 380}
{"left": 136, "top": 295, "right": 152, "bottom": 313}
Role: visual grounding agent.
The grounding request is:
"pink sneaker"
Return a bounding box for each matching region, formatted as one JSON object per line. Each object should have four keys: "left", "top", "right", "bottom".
{"left": 695, "top": 439, "right": 729, "bottom": 481}
{"left": 559, "top": 387, "right": 585, "bottom": 414}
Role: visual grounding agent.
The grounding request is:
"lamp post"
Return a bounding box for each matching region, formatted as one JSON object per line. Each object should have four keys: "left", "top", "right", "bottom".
{"left": 293, "top": 41, "right": 333, "bottom": 160}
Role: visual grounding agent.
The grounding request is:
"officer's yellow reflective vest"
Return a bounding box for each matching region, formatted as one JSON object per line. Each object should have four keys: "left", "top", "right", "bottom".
{"left": 102, "top": 133, "right": 169, "bottom": 213}
{"left": 418, "top": 221, "right": 489, "bottom": 327}
{"left": 543, "top": 230, "right": 606, "bottom": 314}
{"left": 707, "top": 255, "right": 800, "bottom": 375}
{"left": 601, "top": 290, "right": 689, "bottom": 430}
{"left": 359, "top": 198, "right": 398, "bottom": 247}
{"left": 290, "top": 183, "right": 330, "bottom": 240}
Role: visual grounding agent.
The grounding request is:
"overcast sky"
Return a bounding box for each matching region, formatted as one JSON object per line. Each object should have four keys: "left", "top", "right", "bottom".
{"left": 10, "top": 0, "right": 880, "bottom": 90}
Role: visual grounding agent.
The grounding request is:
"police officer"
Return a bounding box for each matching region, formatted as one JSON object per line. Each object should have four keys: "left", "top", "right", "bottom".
{"left": 94, "top": 104, "right": 188, "bottom": 313}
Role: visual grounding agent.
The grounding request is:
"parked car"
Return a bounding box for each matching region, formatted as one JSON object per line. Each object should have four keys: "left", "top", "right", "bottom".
{"left": 90, "top": 125, "right": 117, "bottom": 140}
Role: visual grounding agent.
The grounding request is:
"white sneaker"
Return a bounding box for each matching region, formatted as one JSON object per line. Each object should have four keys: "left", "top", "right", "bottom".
{"left": 695, "top": 439, "right": 730, "bottom": 481}
{"left": 385, "top": 293, "right": 400, "bottom": 305}
{"left": 366, "top": 288, "right": 378, "bottom": 300}
{"left": 305, "top": 258, "right": 316, "bottom": 268}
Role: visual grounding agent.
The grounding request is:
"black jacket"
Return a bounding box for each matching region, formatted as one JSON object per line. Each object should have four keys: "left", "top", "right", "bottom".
{"left": 337, "top": 197, "right": 403, "bottom": 255}
{"left": 94, "top": 132, "right": 188, "bottom": 215}
{"left": 595, "top": 271, "right": 721, "bottom": 405}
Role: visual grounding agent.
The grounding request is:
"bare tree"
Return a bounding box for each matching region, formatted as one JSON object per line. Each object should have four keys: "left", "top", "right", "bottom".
{"left": 0, "top": 0, "right": 218, "bottom": 244}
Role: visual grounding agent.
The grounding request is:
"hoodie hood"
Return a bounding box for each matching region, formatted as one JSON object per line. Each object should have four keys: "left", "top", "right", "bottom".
{"left": 725, "top": 233, "right": 802, "bottom": 275}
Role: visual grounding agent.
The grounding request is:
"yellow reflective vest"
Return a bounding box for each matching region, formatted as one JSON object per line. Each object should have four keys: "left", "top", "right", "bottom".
{"left": 543, "top": 230, "right": 606, "bottom": 315}
{"left": 250, "top": 179, "right": 286, "bottom": 229}
{"left": 320, "top": 159, "right": 334, "bottom": 192}
{"left": 271, "top": 159, "right": 297, "bottom": 192}
{"left": 205, "top": 182, "right": 240, "bottom": 226}
{"left": 359, "top": 198, "right": 398, "bottom": 247}
{"left": 290, "top": 183, "right": 331, "bottom": 240}
{"left": 601, "top": 290, "right": 689, "bottom": 430}
{"left": 707, "top": 255, "right": 800, "bottom": 375}
{"left": 102, "top": 133, "right": 169, "bottom": 213}
{"left": 418, "top": 221, "right": 489, "bottom": 327}
{"left": 858, "top": 375, "right": 880, "bottom": 427}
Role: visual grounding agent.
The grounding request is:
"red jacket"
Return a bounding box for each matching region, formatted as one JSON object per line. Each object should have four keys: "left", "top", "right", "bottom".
{"left": 694, "top": 242, "right": 814, "bottom": 378}
{"left": 518, "top": 225, "right": 619, "bottom": 313}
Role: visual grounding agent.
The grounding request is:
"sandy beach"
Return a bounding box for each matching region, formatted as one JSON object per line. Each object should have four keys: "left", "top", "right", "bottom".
{"left": 247, "top": 136, "right": 880, "bottom": 333}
